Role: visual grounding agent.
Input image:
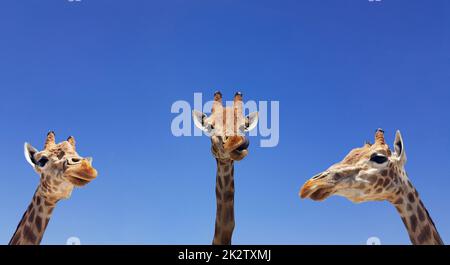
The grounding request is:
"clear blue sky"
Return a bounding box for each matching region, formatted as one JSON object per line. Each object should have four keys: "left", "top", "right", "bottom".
{"left": 0, "top": 0, "right": 449, "bottom": 244}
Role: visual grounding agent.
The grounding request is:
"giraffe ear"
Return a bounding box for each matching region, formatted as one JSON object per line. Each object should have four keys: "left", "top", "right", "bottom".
{"left": 394, "top": 130, "right": 406, "bottom": 163}
{"left": 24, "top": 143, "right": 38, "bottom": 167}
{"left": 192, "top": 110, "right": 210, "bottom": 132}
{"left": 245, "top": 112, "right": 258, "bottom": 132}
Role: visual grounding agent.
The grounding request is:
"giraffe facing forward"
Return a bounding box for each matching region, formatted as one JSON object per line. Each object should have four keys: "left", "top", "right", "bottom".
{"left": 193, "top": 91, "right": 258, "bottom": 245}
{"left": 300, "top": 129, "right": 443, "bottom": 245}
{"left": 9, "top": 132, "right": 98, "bottom": 245}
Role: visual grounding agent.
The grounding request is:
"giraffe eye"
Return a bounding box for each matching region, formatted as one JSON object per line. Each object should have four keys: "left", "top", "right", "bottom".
{"left": 37, "top": 157, "right": 49, "bottom": 167}
{"left": 370, "top": 153, "right": 387, "bottom": 164}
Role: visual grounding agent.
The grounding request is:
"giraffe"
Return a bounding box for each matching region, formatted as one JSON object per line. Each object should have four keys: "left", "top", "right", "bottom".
{"left": 9, "top": 131, "right": 98, "bottom": 245}
{"left": 300, "top": 129, "right": 444, "bottom": 245}
{"left": 192, "top": 91, "right": 258, "bottom": 245}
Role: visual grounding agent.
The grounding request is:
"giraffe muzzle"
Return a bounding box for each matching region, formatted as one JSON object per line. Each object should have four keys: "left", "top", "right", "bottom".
{"left": 65, "top": 159, "right": 98, "bottom": 186}
{"left": 229, "top": 137, "right": 250, "bottom": 161}
{"left": 300, "top": 177, "right": 334, "bottom": 201}
{"left": 236, "top": 137, "right": 249, "bottom": 151}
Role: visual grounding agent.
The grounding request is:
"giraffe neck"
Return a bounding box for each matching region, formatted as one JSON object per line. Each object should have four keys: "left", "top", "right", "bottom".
{"left": 391, "top": 178, "right": 443, "bottom": 245}
{"left": 9, "top": 187, "right": 57, "bottom": 245}
{"left": 212, "top": 158, "right": 235, "bottom": 245}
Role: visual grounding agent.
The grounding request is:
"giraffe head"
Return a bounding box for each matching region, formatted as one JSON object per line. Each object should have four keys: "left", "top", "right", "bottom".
{"left": 193, "top": 91, "right": 258, "bottom": 161}
{"left": 300, "top": 129, "right": 408, "bottom": 203}
{"left": 24, "top": 132, "right": 98, "bottom": 202}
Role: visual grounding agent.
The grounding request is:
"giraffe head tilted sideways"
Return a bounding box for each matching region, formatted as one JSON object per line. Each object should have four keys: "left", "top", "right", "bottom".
{"left": 300, "top": 129, "right": 407, "bottom": 203}
{"left": 192, "top": 91, "right": 259, "bottom": 161}
{"left": 24, "top": 131, "right": 98, "bottom": 202}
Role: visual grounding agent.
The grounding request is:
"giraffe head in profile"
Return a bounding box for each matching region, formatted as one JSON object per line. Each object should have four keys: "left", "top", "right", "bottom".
{"left": 300, "top": 129, "right": 444, "bottom": 245}
{"left": 24, "top": 131, "right": 98, "bottom": 202}
{"left": 192, "top": 91, "right": 258, "bottom": 161}
{"left": 300, "top": 129, "right": 407, "bottom": 203}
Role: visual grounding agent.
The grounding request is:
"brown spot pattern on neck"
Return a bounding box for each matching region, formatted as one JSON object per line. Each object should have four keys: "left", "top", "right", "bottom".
{"left": 9, "top": 188, "right": 57, "bottom": 245}
{"left": 392, "top": 180, "right": 443, "bottom": 245}
{"left": 212, "top": 159, "right": 235, "bottom": 245}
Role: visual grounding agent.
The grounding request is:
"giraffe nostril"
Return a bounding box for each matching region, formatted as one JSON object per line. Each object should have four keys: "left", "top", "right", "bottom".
{"left": 332, "top": 173, "right": 343, "bottom": 181}
{"left": 67, "top": 157, "right": 82, "bottom": 165}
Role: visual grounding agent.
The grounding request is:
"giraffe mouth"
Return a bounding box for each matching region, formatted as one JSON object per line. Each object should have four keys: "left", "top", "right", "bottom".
{"left": 236, "top": 137, "right": 249, "bottom": 151}
{"left": 229, "top": 137, "right": 249, "bottom": 161}
{"left": 300, "top": 179, "right": 334, "bottom": 201}
{"left": 66, "top": 175, "right": 91, "bottom": 186}
{"left": 223, "top": 136, "right": 249, "bottom": 152}
{"left": 65, "top": 160, "right": 98, "bottom": 187}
